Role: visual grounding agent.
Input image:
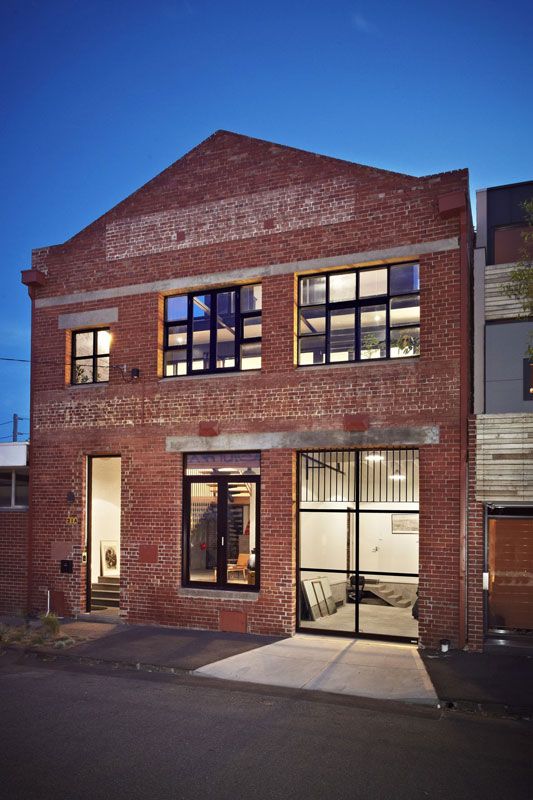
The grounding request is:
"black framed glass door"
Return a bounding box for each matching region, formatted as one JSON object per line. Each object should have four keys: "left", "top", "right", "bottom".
{"left": 183, "top": 452, "right": 260, "bottom": 590}
{"left": 297, "top": 449, "right": 419, "bottom": 643}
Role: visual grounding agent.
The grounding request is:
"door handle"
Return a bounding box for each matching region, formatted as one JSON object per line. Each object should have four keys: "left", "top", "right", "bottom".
{"left": 221, "top": 537, "right": 225, "bottom": 546}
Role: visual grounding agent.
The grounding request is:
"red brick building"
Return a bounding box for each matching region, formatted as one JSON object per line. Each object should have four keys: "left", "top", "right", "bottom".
{"left": 19, "top": 131, "right": 474, "bottom": 648}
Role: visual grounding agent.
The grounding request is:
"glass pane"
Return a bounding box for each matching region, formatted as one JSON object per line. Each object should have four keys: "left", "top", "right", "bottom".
{"left": 73, "top": 359, "right": 93, "bottom": 384}
{"left": 299, "top": 510, "right": 354, "bottom": 632}
{"left": 164, "top": 348, "right": 187, "bottom": 376}
{"left": 359, "top": 268, "right": 387, "bottom": 298}
{"left": 216, "top": 291, "right": 236, "bottom": 369}
{"left": 360, "top": 305, "right": 386, "bottom": 360}
{"left": 97, "top": 330, "right": 111, "bottom": 355}
{"left": 329, "top": 272, "right": 356, "bottom": 302}
{"left": 488, "top": 517, "right": 533, "bottom": 632}
{"left": 242, "top": 315, "right": 262, "bottom": 339}
{"left": 390, "top": 327, "right": 420, "bottom": 358}
{"left": 96, "top": 357, "right": 110, "bottom": 382}
{"left": 74, "top": 331, "right": 94, "bottom": 358}
{"left": 299, "top": 335, "right": 326, "bottom": 366}
{"left": 329, "top": 308, "right": 355, "bottom": 362}
{"left": 167, "top": 295, "right": 188, "bottom": 321}
{"left": 227, "top": 483, "right": 258, "bottom": 587}
{"left": 390, "top": 263, "right": 419, "bottom": 295}
{"left": 390, "top": 295, "right": 420, "bottom": 327}
{"left": 15, "top": 473, "right": 29, "bottom": 506}
{"left": 0, "top": 471, "right": 11, "bottom": 507}
{"left": 240, "top": 341, "right": 261, "bottom": 371}
{"left": 241, "top": 284, "right": 262, "bottom": 312}
{"left": 167, "top": 324, "right": 187, "bottom": 348}
{"left": 189, "top": 481, "right": 217, "bottom": 583}
{"left": 186, "top": 453, "right": 260, "bottom": 476}
{"left": 192, "top": 294, "right": 212, "bottom": 371}
{"left": 299, "top": 306, "right": 325, "bottom": 336}
{"left": 300, "top": 276, "right": 326, "bottom": 306}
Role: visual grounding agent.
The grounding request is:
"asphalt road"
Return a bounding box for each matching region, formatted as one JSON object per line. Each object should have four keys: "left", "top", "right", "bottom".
{"left": 0, "top": 653, "right": 531, "bottom": 800}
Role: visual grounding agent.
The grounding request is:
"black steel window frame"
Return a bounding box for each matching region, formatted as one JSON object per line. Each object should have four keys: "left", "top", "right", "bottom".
{"left": 71, "top": 328, "right": 110, "bottom": 385}
{"left": 164, "top": 284, "right": 262, "bottom": 377}
{"left": 182, "top": 473, "right": 261, "bottom": 591}
{"left": 296, "top": 449, "right": 419, "bottom": 644}
{"left": 297, "top": 262, "right": 420, "bottom": 367}
{"left": 0, "top": 468, "right": 29, "bottom": 509}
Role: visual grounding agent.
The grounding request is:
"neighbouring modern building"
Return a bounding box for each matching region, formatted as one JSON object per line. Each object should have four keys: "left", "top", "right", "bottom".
{"left": 469, "top": 180, "right": 533, "bottom": 648}
{"left": 11, "top": 131, "right": 476, "bottom": 649}
{"left": 0, "top": 442, "right": 29, "bottom": 615}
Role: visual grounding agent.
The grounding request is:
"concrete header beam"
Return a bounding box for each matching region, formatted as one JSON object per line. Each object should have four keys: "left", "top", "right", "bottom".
{"left": 35, "top": 237, "right": 459, "bottom": 310}
{"left": 166, "top": 426, "right": 440, "bottom": 453}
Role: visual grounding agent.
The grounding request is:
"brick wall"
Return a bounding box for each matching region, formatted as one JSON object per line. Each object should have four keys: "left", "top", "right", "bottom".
{"left": 25, "top": 131, "right": 471, "bottom": 644}
{"left": 0, "top": 511, "right": 28, "bottom": 615}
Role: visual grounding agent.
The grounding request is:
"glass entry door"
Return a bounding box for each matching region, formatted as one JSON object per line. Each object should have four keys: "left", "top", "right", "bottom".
{"left": 183, "top": 453, "right": 260, "bottom": 589}
{"left": 298, "top": 449, "right": 419, "bottom": 642}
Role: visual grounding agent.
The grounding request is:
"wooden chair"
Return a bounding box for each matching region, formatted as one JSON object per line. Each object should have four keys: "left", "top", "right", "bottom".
{"left": 227, "top": 553, "right": 249, "bottom": 580}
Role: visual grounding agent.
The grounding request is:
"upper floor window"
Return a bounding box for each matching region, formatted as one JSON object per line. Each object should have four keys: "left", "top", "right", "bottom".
{"left": 0, "top": 469, "right": 29, "bottom": 509}
{"left": 164, "top": 284, "right": 262, "bottom": 376}
{"left": 298, "top": 263, "right": 420, "bottom": 366}
{"left": 71, "top": 329, "right": 111, "bottom": 385}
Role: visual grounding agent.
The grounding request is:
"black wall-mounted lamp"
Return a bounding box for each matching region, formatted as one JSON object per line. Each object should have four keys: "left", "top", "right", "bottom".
{"left": 131, "top": 368, "right": 140, "bottom": 380}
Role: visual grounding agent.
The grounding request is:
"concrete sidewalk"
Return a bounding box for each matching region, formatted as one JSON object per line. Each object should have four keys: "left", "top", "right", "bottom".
{"left": 3, "top": 617, "right": 532, "bottom": 716}
{"left": 195, "top": 635, "right": 437, "bottom": 705}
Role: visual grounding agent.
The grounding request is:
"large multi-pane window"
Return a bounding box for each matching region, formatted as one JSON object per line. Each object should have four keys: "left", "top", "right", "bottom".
{"left": 164, "top": 284, "right": 262, "bottom": 376}
{"left": 298, "top": 263, "right": 420, "bottom": 366}
{"left": 71, "top": 329, "right": 111, "bottom": 384}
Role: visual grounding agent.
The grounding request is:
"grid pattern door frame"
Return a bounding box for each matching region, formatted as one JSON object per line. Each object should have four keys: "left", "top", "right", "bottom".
{"left": 296, "top": 448, "right": 419, "bottom": 643}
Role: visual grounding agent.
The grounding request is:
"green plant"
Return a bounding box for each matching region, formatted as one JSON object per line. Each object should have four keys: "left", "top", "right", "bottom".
{"left": 39, "top": 613, "right": 60, "bottom": 637}
{"left": 503, "top": 198, "right": 533, "bottom": 357}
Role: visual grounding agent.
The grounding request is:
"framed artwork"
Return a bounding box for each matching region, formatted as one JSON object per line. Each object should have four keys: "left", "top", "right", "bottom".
{"left": 392, "top": 514, "right": 419, "bottom": 535}
{"left": 101, "top": 540, "right": 120, "bottom": 576}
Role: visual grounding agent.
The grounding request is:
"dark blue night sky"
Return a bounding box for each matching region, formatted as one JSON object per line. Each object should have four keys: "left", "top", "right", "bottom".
{"left": 1, "top": 0, "right": 531, "bottom": 434}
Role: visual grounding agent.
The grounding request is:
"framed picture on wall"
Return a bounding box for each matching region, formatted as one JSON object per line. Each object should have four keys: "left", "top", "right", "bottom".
{"left": 101, "top": 540, "right": 120, "bottom": 576}
{"left": 392, "top": 514, "right": 419, "bottom": 535}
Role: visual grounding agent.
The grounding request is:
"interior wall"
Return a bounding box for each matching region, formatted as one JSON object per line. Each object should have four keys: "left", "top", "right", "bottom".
{"left": 300, "top": 509, "right": 419, "bottom": 584}
{"left": 90, "top": 457, "right": 121, "bottom": 581}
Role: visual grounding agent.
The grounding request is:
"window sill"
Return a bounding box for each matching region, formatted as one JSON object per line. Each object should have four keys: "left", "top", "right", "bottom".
{"left": 179, "top": 587, "right": 260, "bottom": 601}
{"left": 297, "top": 356, "right": 420, "bottom": 371}
{"left": 0, "top": 506, "right": 29, "bottom": 512}
{"left": 67, "top": 382, "right": 109, "bottom": 389}
{"left": 160, "top": 370, "right": 260, "bottom": 383}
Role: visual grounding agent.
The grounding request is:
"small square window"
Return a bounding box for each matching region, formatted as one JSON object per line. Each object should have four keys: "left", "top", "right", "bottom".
{"left": 71, "top": 329, "right": 110, "bottom": 385}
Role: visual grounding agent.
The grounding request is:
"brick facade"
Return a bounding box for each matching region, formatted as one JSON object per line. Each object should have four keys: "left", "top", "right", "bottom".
{"left": 0, "top": 511, "right": 28, "bottom": 615}
{"left": 23, "top": 131, "right": 472, "bottom": 647}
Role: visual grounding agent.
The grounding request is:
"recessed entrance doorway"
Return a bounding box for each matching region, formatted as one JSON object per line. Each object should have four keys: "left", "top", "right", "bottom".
{"left": 87, "top": 456, "right": 121, "bottom": 614}
{"left": 297, "top": 449, "right": 419, "bottom": 643}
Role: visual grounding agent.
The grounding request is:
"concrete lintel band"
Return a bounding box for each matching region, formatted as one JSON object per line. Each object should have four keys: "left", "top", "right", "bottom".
{"left": 57, "top": 307, "right": 119, "bottom": 330}
{"left": 36, "top": 237, "right": 459, "bottom": 310}
{"left": 166, "top": 426, "right": 440, "bottom": 453}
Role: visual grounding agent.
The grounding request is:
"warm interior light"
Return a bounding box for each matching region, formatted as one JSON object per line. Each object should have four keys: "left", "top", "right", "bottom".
{"left": 217, "top": 467, "right": 236, "bottom": 473}
{"left": 99, "top": 330, "right": 112, "bottom": 349}
{"left": 389, "top": 470, "right": 406, "bottom": 481}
